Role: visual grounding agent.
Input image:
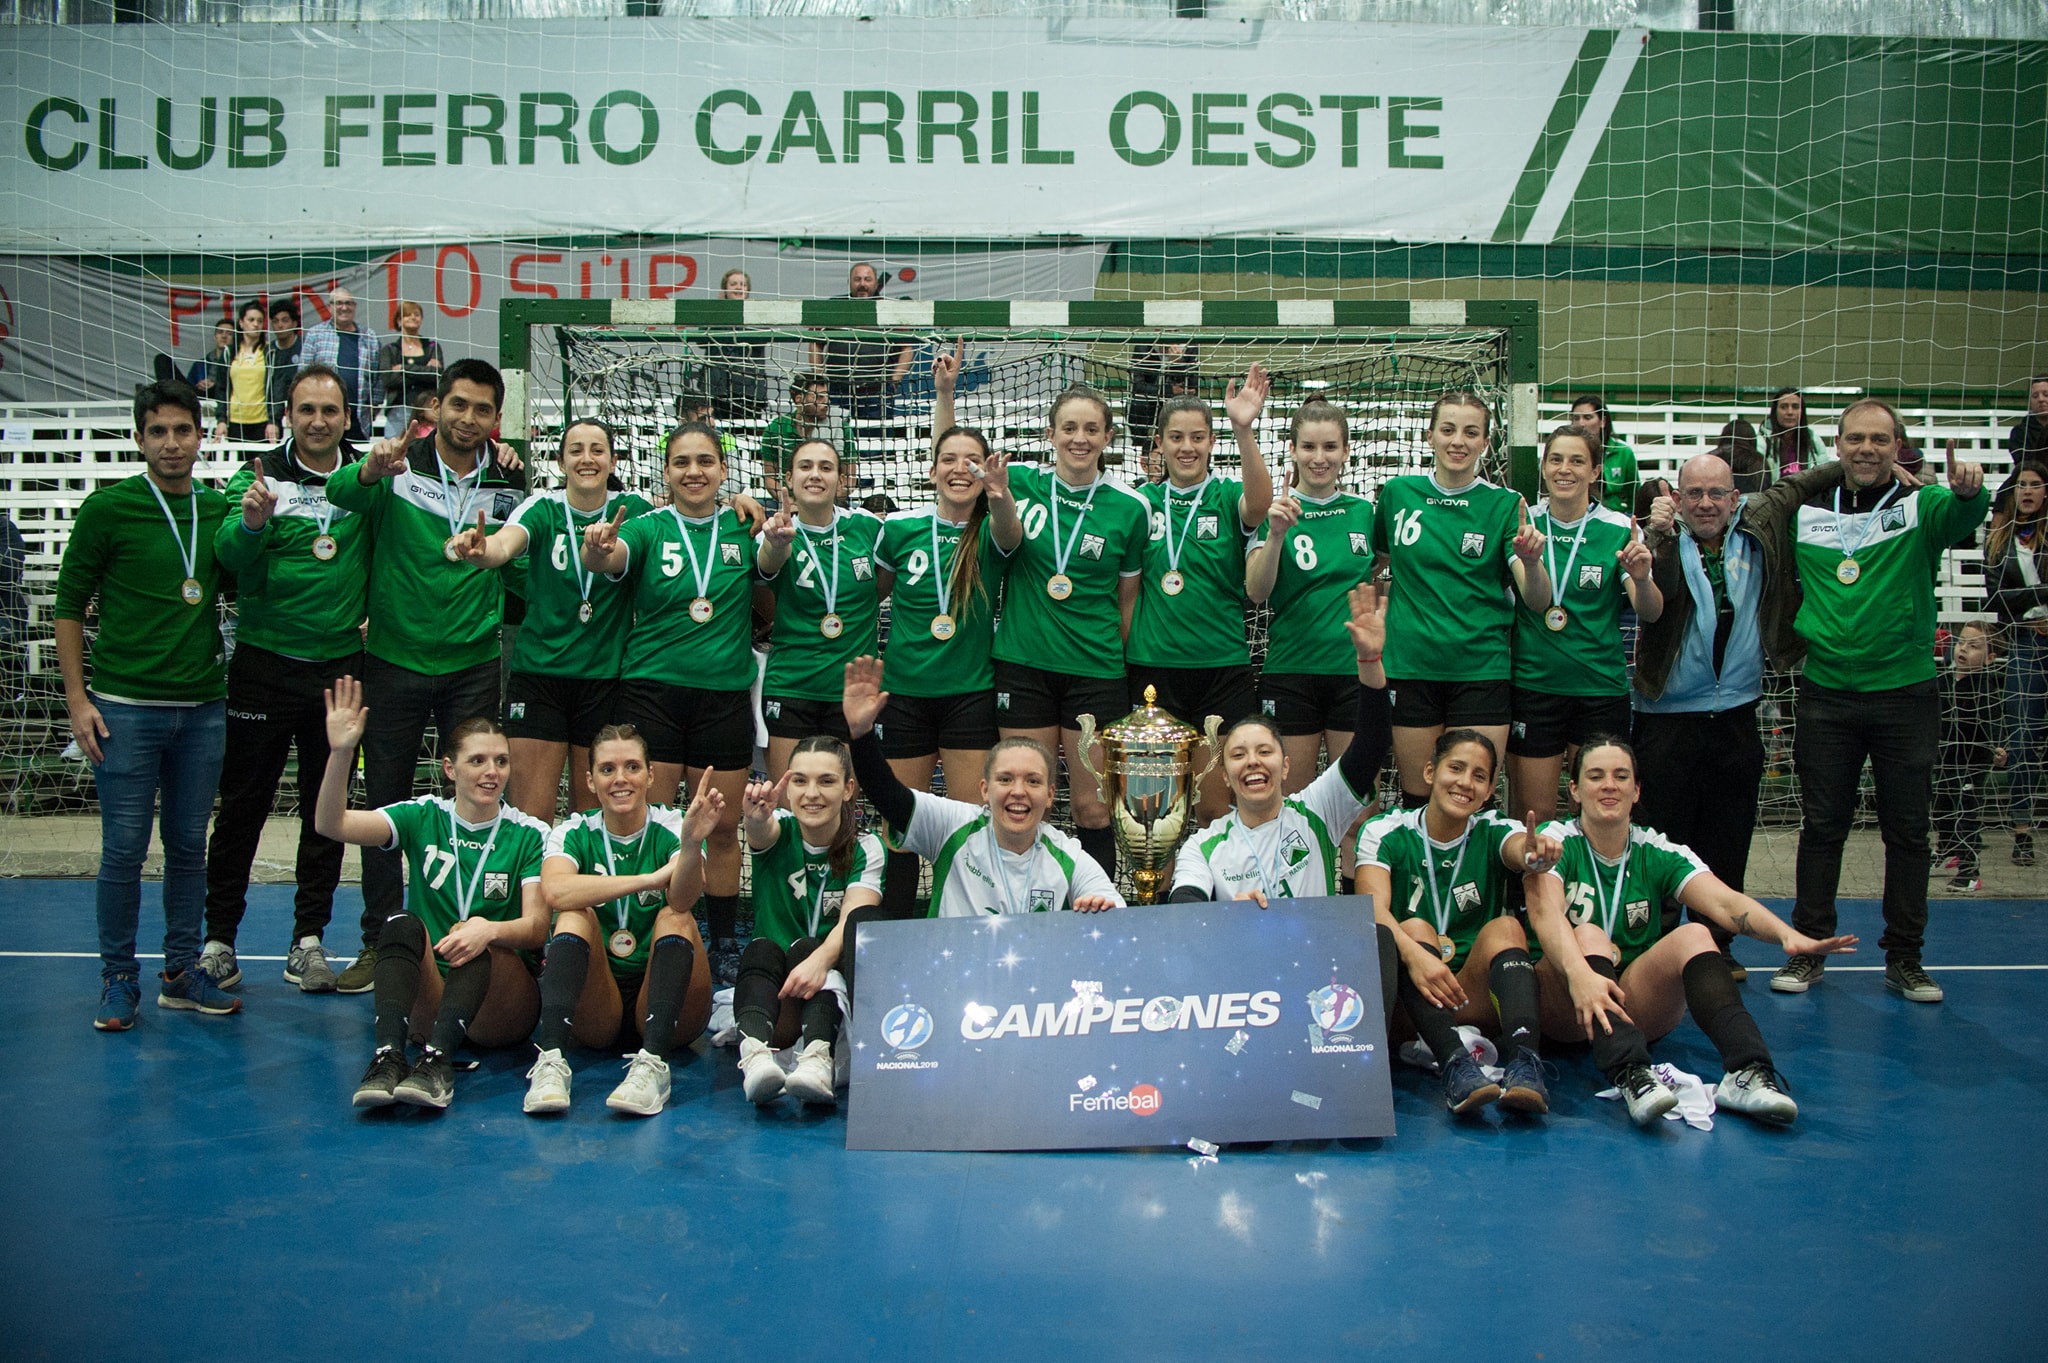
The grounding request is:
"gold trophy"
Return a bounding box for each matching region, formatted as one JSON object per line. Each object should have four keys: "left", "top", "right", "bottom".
{"left": 1076, "top": 687, "right": 1222, "bottom": 904}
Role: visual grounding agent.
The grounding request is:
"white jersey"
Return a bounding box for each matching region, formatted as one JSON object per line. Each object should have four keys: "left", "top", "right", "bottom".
{"left": 890, "top": 790, "right": 1123, "bottom": 917}
{"left": 1173, "top": 760, "right": 1372, "bottom": 901}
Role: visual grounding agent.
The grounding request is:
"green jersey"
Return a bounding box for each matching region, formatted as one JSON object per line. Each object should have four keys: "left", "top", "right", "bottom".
{"left": 1790, "top": 481, "right": 1989, "bottom": 691}
{"left": 1512, "top": 501, "right": 1635, "bottom": 697}
{"left": 54, "top": 474, "right": 229, "bottom": 703}
{"left": 760, "top": 414, "right": 858, "bottom": 485}
{"left": 1538, "top": 819, "right": 1708, "bottom": 969}
{"left": 749, "top": 810, "right": 885, "bottom": 950}
{"left": 212, "top": 446, "right": 369, "bottom": 662}
{"left": 991, "top": 467, "right": 1150, "bottom": 682}
{"left": 887, "top": 791, "right": 1124, "bottom": 917}
{"left": 761, "top": 507, "right": 885, "bottom": 700}
{"left": 325, "top": 439, "right": 528, "bottom": 675}
{"left": 614, "top": 505, "right": 760, "bottom": 692}
{"left": 1372, "top": 474, "right": 1524, "bottom": 682}
{"left": 874, "top": 509, "right": 997, "bottom": 698}
{"left": 1174, "top": 759, "right": 1373, "bottom": 901}
{"left": 377, "top": 796, "right": 549, "bottom": 971}
{"left": 504, "top": 490, "right": 652, "bottom": 679}
{"left": 542, "top": 804, "right": 686, "bottom": 976}
{"left": 1355, "top": 807, "right": 1517, "bottom": 971}
{"left": 1252, "top": 489, "right": 1376, "bottom": 675}
{"left": 1600, "top": 439, "right": 1640, "bottom": 516}
{"left": 1127, "top": 475, "right": 1253, "bottom": 669}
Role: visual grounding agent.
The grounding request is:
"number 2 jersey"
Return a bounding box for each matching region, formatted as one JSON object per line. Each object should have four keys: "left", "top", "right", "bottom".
{"left": 886, "top": 791, "right": 1123, "bottom": 917}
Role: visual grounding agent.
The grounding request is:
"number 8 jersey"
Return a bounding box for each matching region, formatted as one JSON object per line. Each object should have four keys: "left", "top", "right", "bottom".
{"left": 1251, "top": 489, "right": 1375, "bottom": 676}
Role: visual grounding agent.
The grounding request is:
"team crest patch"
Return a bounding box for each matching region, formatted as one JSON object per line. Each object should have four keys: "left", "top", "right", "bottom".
{"left": 1459, "top": 532, "right": 1487, "bottom": 559}
{"left": 852, "top": 556, "right": 873, "bottom": 580}
{"left": 1349, "top": 532, "right": 1371, "bottom": 555}
{"left": 483, "top": 871, "right": 511, "bottom": 901}
{"left": 822, "top": 889, "right": 845, "bottom": 918}
{"left": 1512, "top": 721, "right": 1526, "bottom": 738}
{"left": 636, "top": 888, "right": 665, "bottom": 906}
{"left": 1453, "top": 883, "right": 1482, "bottom": 912}
{"left": 996, "top": 692, "right": 1011, "bottom": 711}
{"left": 1196, "top": 514, "right": 1220, "bottom": 539}
{"left": 1578, "top": 564, "right": 1604, "bottom": 589}
{"left": 491, "top": 491, "right": 520, "bottom": 520}
{"left": 1881, "top": 505, "right": 1908, "bottom": 532}
{"left": 1261, "top": 699, "right": 1276, "bottom": 715}
{"left": 1030, "top": 887, "right": 1057, "bottom": 911}
{"left": 1079, "top": 533, "right": 1106, "bottom": 560}
{"left": 507, "top": 702, "right": 527, "bottom": 720}
{"left": 1626, "top": 900, "right": 1651, "bottom": 928}
{"left": 764, "top": 700, "right": 782, "bottom": 719}
{"left": 721, "top": 544, "right": 742, "bottom": 564}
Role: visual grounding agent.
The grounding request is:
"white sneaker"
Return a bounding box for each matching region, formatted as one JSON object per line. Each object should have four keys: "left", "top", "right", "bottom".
{"left": 1715, "top": 1063, "right": 1798, "bottom": 1126}
{"left": 739, "top": 1036, "right": 786, "bottom": 1105}
{"left": 199, "top": 940, "right": 242, "bottom": 990}
{"left": 1615, "top": 1064, "right": 1679, "bottom": 1127}
{"left": 522, "top": 1047, "right": 572, "bottom": 1114}
{"left": 605, "top": 1050, "right": 671, "bottom": 1116}
{"left": 783, "top": 1039, "right": 836, "bottom": 1106}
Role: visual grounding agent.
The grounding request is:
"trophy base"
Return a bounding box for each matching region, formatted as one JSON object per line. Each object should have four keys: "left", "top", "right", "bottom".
{"left": 1127, "top": 868, "right": 1170, "bottom": 906}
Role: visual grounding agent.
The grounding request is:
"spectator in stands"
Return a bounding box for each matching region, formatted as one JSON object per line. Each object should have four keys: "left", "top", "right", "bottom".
{"left": 1984, "top": 459, "right": 2047, "bottom": 868}
{"left": 1128, "top": 340, "right": 1200, "bottom": 471}
{"left": 1634, "top": 451, "right": 1844, "bottom": 979}
{"left": 215, "top": 300, "right": 275, "bottom": 445}
{"left": 57, "top": 379, "right": 239, "bottom": 1031}
{"left": 1769, "top": 399, "right": 1987, "bottom": 1004}
{"left": 187, "top": 318, "right": 232, "bottom": 397}
{"left": 2008, "top": 375, "right": 2048, "bottom": 464}
{"left": 1714, "top": 417, "right": 1769, "bottom": 495}
{"left": 324, "top": 358, "right": 527, "bottom": 992}
{"left": 1932, "top": 621, "right": 2006, "bottom": 893}
{"left": 1762, "top": 386, "right": 1827, "bottom": 482}
{"left": 1567, "top": 394, "right": 1638, "bottom": 515}
{"left": 265, "top": 297, "right": 304, "bottom": 430}
{"left": 759, "top": 373, "right": 856, "bottom": 509}
{"left": 0, "top": 511, "right": 25, "bottom": 696}
{"left": 699, "top": 269, "right": 768, "bottom": 421}
{"left": 375, "top": 300, "right": 444, "bottom": 440}
{"left": 198, "top": 363, "right": 369, "bottom": 996}
{"left": 809, "top": 262, "right": 913, "bottom": 420}
{"left": 300, "top": 287, "right": 383, "bottom": 441}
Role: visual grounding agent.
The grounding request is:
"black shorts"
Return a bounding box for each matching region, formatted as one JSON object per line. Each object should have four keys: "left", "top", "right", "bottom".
{"left": 1126, "top": 664, "right": 1258, "bottom": 736}
{"left": 762, "top": 695, "right": 854, "bottom": 743}
{"left": 993, "top": 661, "right": 1128, "bottom": 733}
{"left": 614, "top": 680, "right": 755, "bottom": 770}
{"left": 1257, "top": 671, "right": 1361, "bottom": 738}
{"left": 1386, "top": 677, "right": 1513, "bottom": 729}
{"left": 501, "top": 671, "right": 620, "bottom": 747}
{"left": 877, "top": 691, "right": 1000, "bottom": 759}
{"left": 1508, "top": 688, "right": 1633, "bottom": 759}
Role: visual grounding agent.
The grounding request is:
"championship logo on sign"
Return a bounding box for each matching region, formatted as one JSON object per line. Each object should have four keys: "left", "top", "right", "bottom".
{"left": 1196, "top": 514, "right": 1220, "bottom": 539}
{"left": 1578, "top": 564, "right": 1604, "bottom": 589}
{"left": 1349, "top": 532, "right": 1371, "bottom": 555}
{"left": 483, "top": 871, "right": 511, "bottom": 901}
{"left": 1459, "top": 532, "right": 1487, "bottom": 558}
{"left": 1080, "top": 533, "right": 1105, "bottom": 560}
{"left": 879, "top": 1002, "right": 934, "bottom": 1053}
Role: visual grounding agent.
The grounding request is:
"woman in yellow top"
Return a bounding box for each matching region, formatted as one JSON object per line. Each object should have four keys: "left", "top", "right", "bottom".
{"left": 217, "top": 300, "right": 275, "bottom": 445}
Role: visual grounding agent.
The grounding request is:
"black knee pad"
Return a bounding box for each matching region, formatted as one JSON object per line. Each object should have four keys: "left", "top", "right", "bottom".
{"left": 380, "top": 912, "right": 427, "bottom": 961}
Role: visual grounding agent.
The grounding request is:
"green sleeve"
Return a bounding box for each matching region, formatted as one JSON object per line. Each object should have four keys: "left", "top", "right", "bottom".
{"left": 52, "top": 494, "right": 109, "bottom": 620}
{"left": 324, "top": 462, "right": 382, "bottom": 513}
{"left": 211, "top": 467, "right": 267, "bottom": 573}
{"left": 1922, "top": 485, "right": 1990, "bottom": 549}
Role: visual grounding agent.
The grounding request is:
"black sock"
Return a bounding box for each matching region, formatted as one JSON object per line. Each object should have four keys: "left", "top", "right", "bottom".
{"left": 1488, "top": 948, "right": 1540, "bottom": 1061}
{"left": 733, "top": 937, "right": 785, "bottom": 1044}
{"left": 1682, "top": 950, "right": 1771, "bottom": 1073}
{"left": 1077, "top": 824, "right": 1117, "bottom": 881}
{"left": 639, "top": 935, "right": 695, "bottom": 1055}
{"left": 1398, "top": 788, "right": 1429, "bottom": 810}
{"left": 704, "top": 892, "right": 739, "bottom": 945}
{"left": 878, "top": 848, "right": 924, "bottom": 921}
{"left": 1584, "top": 956, "right": 1654, "bottom": 1079}
{"left": 429, "top": 953, "right": 493, "bottom": 1055}
{"left": 800, "top": 990, "right": 843, "bottom": 1047}
{"left": 536, "top": 932, "right": 589, "bottom": 1053}
{"left": 1397, "top": 970, "right": 1466, "bottom": 1069}
{"left": 1375, "top": 924, "right": 1401, "bottom": 1024}
{"left": 371, "top": 912, "right": 425, "bottom": 1052}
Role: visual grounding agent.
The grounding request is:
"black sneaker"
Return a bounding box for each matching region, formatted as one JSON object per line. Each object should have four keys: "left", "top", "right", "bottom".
{"left": 1884, "top": 959, "right": 1944, "bottom": 1004}
{"left": 1945, "top": 872, "right": 1983, "bottom": 895}
{"left": 2014, "top": 832, "right": 2036, "bottom": 868}
{"left": 1440, "top": 1050, "right": 1502, "bottom": 1116}
{"left": 1770, "top": 954, "right": 1824, "bottom": 994}
{"left": 1498, "top": 1050, "right": 1552, "bottom": 1115}
{"left": 352, "top": 1047, "right": 410, "bottom": 1108}
{"left": 394, "top": 1049, "right": 456, "bottom": 1109}
{"left": 709, "top": 939, "right": 744, "bottom": 991}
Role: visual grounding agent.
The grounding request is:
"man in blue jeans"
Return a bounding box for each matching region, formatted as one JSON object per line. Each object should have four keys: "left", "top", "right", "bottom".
{"left": 56, "top": 379, "right": 241, "bottom": 1030}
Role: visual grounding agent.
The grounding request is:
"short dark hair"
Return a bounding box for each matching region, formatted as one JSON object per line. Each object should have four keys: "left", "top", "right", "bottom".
{"left": 436, "top": 357, "right": 504, "bottom": 408}
{"left": 133, "top": 379, "right": 203, "bottom": 434}
{"left": 269, "top": 297, "right": 301, "bottom": 324}
{"left": 788, "top": 371, "right": 828, "bottom": 400}
{"left": 286, "top": 360, "right": 346, "bottom": 407}
{"left": 675, "top": 391, "right": 712, "bottom": 419}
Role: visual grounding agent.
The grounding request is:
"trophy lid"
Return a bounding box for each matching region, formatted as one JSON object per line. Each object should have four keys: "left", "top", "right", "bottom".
{"left": 1100, "top": 685, "right": 1199, "bottom": 746}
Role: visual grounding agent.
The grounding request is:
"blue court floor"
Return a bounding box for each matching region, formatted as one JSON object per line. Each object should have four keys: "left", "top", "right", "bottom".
{"left": 5, "top": 879, "right": 2043, "bottom": 1362}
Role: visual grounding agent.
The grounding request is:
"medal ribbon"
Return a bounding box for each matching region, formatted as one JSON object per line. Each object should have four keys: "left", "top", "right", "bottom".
{"left": 597, "top": 814, "right": 649, "bottom": 935}
{"left": 1047, "top": 475, "right": 1102, "bottom": 581}
{"left": 566, "top": 495, "right": 603, "bottom": 610}
{"left": 1419, "top": 815, "right": 1475, "bottom": 940}
{"left": 1228, "top": 814, "right": 1291, "bottom": 899}
{"left": 144, "top": 478, "right": 201, "bottom": 586}
{"left": 1160, "top": 477, "right": 1209, "bottom": 576}
{"left": 983, "top": 823, "right": 1043, "bottom": 916}
{"left": 1541, "top": 505, "right": 1591, "bottom": 604}
{"left": 930, "top": 514, "right": 961, "bottom": 622}
{"left": 1583, "top": 827, "right": 1634, "bottom": 941}
{"left": 668, "top": 506, "right": 721, "bottom": 603}
{"left": 448, "top": 806, "right": 505, "bottom": 922}
{"left": 435, "top": 456, "right": 483, "bottom": 540}
{"left": 1833, "top": 483, "right": 1902, "bottom": 566}
{"left": 796, "top": 510, "right": 842, "bottom": 618}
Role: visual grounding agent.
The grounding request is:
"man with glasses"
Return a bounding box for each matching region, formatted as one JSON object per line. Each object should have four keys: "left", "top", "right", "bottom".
{"left": 300, "top": 288, "right": 383, "bottom": 441}
{"left": 1632, "top": 452, "right": 1842, "bottom": 977}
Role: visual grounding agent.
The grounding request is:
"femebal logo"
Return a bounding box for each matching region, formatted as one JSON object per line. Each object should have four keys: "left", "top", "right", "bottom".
{"left": 875, "top": 1003, "right": 938, "bottom": 1072}
{"left": 1306, "top": 978, "right": 1374, "bottom": 1056}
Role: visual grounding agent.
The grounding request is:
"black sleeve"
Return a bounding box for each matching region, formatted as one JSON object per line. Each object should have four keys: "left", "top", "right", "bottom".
{"left": 850, "top": 730, "right": 917, "bottom": 833}
{"left": 1338, "top": 681, "right": 1393, "bottom": 797}
{"left": 1167, "top": 885, "right": 1213, "bottom": 904}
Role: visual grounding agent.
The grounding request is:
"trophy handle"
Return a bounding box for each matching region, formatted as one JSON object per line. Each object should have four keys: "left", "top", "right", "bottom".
{"left": 1074, "top": 713, "right": 1108, "bottom": 804}
{"left": 1195, "top": 713, "right": 1224, "bottom": 787}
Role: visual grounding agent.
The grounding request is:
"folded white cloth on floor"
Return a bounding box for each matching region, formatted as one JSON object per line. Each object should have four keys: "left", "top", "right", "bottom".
{"left": 1596, "top": 1061, "right": 1718, "bottom": 1131}
{"left": 1397, "top": 1025, "right": 1502, "bottom": 1080}
{"left": 707, "top": 975, "right": 853, "bottom": 1088}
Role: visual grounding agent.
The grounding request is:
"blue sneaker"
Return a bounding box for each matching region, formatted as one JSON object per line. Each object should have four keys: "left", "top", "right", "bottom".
{"left": 157, "top": 966, "right": 243, "bottom": 1016}
{"left": 95, "top": 973, "right": 141, "bottom": 1032}
{"left": 1441, "top": 1050, "right": 1502, "bottom": 1115}
{"left": 1498, "top": 1050, "right": 1552, "bottom": 1115}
